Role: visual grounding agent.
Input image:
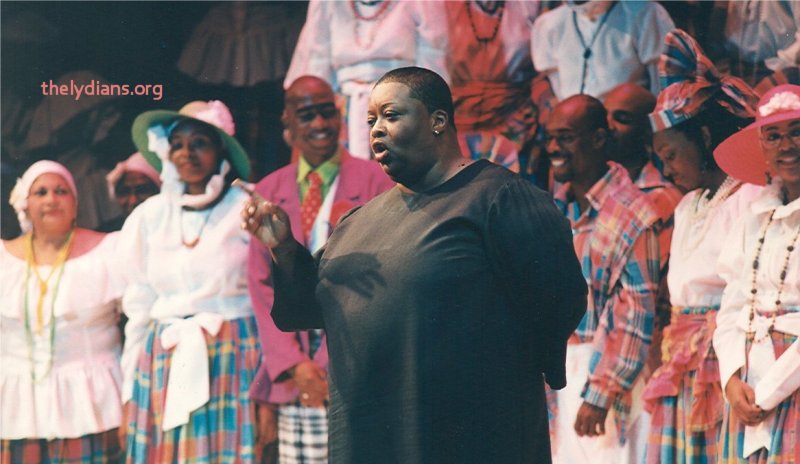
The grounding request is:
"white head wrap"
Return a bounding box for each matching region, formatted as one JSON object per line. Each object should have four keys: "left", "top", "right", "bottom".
{"left": 9, "top": 160, "right": 78, "bottom": 233}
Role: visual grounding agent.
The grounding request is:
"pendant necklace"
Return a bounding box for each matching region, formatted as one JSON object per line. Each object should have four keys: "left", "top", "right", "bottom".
{"left": 180, "top": 205, "right": 215, "bottom": 248}
{"left": 23, "top": 229, "right": 74, "bottom": 381}
{"left": 465, "top": 1, "right": 505, "bottom": 45}
{"left": 25, "top": 229, "right": 75, "bottom": 335}
{"left": 572, "top": 1, "right": 617, "bottom": 94}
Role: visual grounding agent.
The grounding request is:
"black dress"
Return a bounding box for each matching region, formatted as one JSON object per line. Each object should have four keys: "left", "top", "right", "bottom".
{"left": 272, "top": 160, "right": 586, "bottom": 463}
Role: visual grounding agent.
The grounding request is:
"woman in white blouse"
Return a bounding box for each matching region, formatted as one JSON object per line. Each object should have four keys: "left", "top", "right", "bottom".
{"left": 642, "top": 30, "right": 761, "bottom": 464}
{"left": 713, "top": 84, "right": 800, "bottom": 463}
{"left": 119, "top": 101, "right": 265, "bottom": 463}
{"left": 1, "top": 160, "right": 123, "bottom": 462}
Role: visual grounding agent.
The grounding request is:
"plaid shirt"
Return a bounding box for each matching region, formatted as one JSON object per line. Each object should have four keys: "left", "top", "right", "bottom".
{"left": 554, "top": 162, "right": 662, "bottom": 438}
{"left": 636, "top": 160, "right": 683, "bottom": 269}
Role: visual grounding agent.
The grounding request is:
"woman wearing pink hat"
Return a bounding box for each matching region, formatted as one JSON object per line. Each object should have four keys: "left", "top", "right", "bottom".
{"left": 713, "top": 84, "right": 800, "bottom": 463}
{"left": 101, "top": 152, "right": 162, "bottom": 231}
{"left": 117, "top": 101, "right": 266, "bottom": 462}
{"left": 643, "top": 30, "right": 762, "bottom": 464}
{"left": 1, "top": 160, "right": 124, "bottom": 462}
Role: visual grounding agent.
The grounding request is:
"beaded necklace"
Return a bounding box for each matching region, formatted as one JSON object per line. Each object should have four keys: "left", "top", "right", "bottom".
{"left": 180, "top": 205, "right": 215, "bottom": 249}
{"left": 23, "top": 229, "right": 74, "bottom": 382}
{"left": 465, "top": 1, "right": 505, "bottom": 45}
{"left": 685, "top": 176, "right": 741, "bottom": 251}
{"left": 746, "top": 209, "right": 800, "bottom": 342}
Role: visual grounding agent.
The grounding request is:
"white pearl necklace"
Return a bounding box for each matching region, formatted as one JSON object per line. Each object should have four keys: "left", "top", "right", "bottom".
{"left": 685, "top": 176, "right": 741, "bottom": 251}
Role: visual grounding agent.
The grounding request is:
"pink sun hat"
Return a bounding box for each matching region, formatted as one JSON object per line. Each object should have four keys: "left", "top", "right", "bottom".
{"left": 714, "top": 84, "right": 800, "bottom": 185}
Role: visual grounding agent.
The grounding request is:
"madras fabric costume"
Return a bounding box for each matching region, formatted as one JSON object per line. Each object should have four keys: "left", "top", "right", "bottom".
{"left": 0, "top": 430, "right": 120, "bottom": 464}
{"left": 643, "top": 29, "right": 760, "bottom": 464}
{"left": 713, "top": 81, "right": 800, "bottom": 462}
{"left": 719, "top": 329, "right": 800, "bottom": 464}
{"left": 715, "top": 184, "right": 800, "bottom": 463}
{"left": 446, "top": 1, "right": 542, "bottom": 173}
{"left": 1, "top": 162, "right": 125, "bottom": 464}
{"left": 551, "top": 162, "right": 662, "bottom": 464}
{"left": 119, "top": 100, "right": 262, "bottom": 464}
{"left": 126, "top": 317, "right": 260, "bottom": 463}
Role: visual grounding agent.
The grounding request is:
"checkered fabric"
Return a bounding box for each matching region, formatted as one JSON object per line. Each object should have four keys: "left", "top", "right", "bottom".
{"left": 719, "top": 327, "right": 799, "bottom": 464}
{"left": 125, "top": 316, "right": 261, "bottom": 464}
{"left": 277, "top": 403, "right": 328, "bottom": 464}
{"left": 0, "top": 429, "right": 121, "bottom": 464}
{"left": 649, "top": 29, "right": 757, "bottom": 132}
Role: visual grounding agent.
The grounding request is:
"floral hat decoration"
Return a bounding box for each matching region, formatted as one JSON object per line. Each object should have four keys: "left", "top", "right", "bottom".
{"left": 131, "top": 100, "right": 250, "bottom": 180}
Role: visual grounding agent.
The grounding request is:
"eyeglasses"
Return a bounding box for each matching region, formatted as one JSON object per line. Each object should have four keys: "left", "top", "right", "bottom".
{"left": 760, "top": 128, "right": 800, "bottom": 148}
{"left": 295, "top": 104, "right": 338, "bottom": 123}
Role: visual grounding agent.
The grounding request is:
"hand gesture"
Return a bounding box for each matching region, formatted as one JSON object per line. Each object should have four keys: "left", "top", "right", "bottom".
{"left": 237, "top": 181, "right": 292, "bottom": 250}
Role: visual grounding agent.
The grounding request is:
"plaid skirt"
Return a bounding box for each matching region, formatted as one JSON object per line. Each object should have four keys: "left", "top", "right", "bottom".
{"left": 0, "top": 429, "right": 121, "bottom": 464}
{"left": 277, "top": 403, "right": 327, "bottom": 464}
{"left": 645, "top": 306, "right": 723, "bottom": 464}
{"left": 719, "top": 330, "right": 799, "bottom": 464}
{"left": 125, "top": 316, "right": 261, "bottom": 464}
{"left": 646, "top": 369, "right": 722, "bottom": 464}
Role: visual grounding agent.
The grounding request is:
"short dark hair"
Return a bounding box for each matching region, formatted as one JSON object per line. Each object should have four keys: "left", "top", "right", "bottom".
{"left": 560, "top": 94, "right": 609, "bottom": 132}
{"left": 375, "top": 67, "right": 456, "bottom": 128}
{"left": 671, "top": 100, "right": 753, "bottom": 172}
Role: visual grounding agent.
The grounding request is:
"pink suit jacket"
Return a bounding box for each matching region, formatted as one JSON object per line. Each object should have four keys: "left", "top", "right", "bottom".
{"left": 248, "top": 149, "right": 394, "bottom": 404}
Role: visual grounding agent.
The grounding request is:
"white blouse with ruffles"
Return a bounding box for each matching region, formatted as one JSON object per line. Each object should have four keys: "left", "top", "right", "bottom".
{"left": 668, "top": 183, "right": 763, "bottom": 307}
{"left": 116, "top": 187, "right": 254, "bottom": 403}
{"left": 0, "top": 234, "right": 123, "bottom": 440}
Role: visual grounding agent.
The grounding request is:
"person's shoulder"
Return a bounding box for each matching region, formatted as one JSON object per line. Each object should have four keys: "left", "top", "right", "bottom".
{"left": 604, "top": 169, "right": 662, "bottom": 226}
{"left": 254, "top": 163, "right": 298, "bottom": 194}
{"left": 119, "top": 192, "right": 171, "bottom": 234}
{"left": 470, "top": 161, "right": 551, "bottom": 201}
{"left": 725, "top": 183, "right": 766, "bottom": 216}
{"left": 532, "top": 4, "right": 568, "bottom": 33}
{"left": 473, "top": 160, "right": 526, "bottom": 185}
{"left": 535, "top": 3, "right": 568, "bottom": 24}
{"left": 621, "top": 0, "right": 670, "bottom": 22}
{"left": 71, "top": 228, "right": 112, "bottom": 258}
{"left": 2, "top": 235, "right": 25, "bottom": 260}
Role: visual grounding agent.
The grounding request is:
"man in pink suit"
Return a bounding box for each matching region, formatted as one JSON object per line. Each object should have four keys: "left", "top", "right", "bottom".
{"left": 248, "top": 75, "right": 394, "bottom": 464}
